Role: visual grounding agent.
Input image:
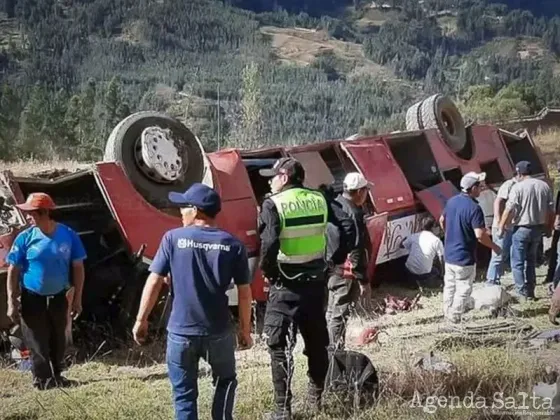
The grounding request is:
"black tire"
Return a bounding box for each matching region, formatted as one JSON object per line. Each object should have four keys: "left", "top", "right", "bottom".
{"left": 420, "top": 94, "right": 467, "bottom": 153}
{"left": 104, "top": 111, "right": 207, "bottom": 208}
{"left": 405, "top": 100, "right": 423, "bottom": 131}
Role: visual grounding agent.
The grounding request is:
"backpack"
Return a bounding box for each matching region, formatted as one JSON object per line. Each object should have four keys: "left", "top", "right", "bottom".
{"left": 325, "top": 349, "right": 379, "bottom": 410}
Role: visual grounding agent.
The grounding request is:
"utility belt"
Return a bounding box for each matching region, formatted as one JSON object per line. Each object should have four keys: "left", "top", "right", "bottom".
{"left": 268, "top": 264, "right": 325, "bottom": 288}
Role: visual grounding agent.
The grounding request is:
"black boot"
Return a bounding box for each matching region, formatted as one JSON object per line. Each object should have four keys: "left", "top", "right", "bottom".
{"left": 303, "top": 382, "right": 323, "bottom": 413}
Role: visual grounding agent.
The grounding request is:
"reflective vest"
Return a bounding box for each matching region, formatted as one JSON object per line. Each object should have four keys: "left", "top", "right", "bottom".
{"left": 269, "top": 187, "right": 329, "bottom": 265}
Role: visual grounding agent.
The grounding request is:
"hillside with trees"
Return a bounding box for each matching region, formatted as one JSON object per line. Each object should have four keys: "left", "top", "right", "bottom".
{"left": 1, "top": 0, "right": 560, "bottom": 161}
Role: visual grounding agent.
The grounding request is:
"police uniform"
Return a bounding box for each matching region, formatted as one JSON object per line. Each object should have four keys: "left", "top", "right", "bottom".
{"left": 258, "top": 158, "right": 355, "bottom": 419}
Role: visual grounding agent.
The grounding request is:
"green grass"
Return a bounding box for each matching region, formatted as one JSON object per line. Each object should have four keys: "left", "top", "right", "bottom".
{"left": 1, "top": 267, "right": 558, "bottom": 419}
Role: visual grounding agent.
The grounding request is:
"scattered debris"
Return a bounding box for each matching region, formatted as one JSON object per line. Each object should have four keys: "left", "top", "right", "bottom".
{"left": 356, "top": 326, "right": 380, "bottom": 346}
{"left": 433, "top": 335, "right": 511, "bottom": 350}
{"left": 535, "top": 329, "right": 560, "bottom": 341}
{"left": 414, "top": 351, "right": 456, "bottom": 374}
{"left": 383, "top": 294, "right": 421, "bottom": 315}
{"left": 466, "top": 284, "right": 513, "bottom": 314}
{"left": 439, "top": 320, "right": 533, "bottom": 336}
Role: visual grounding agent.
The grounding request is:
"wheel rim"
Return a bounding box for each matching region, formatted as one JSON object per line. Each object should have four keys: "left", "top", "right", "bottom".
{"left": 133, "top": 126, "right": 188, "bottom": 183}
{"left": 441, "top": 110, "right": 456, "bottom": 136}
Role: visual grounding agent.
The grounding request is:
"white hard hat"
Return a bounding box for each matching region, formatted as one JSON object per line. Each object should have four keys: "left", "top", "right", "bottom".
{"left": 343, "top": 172, "right": 372, "bottom": 191}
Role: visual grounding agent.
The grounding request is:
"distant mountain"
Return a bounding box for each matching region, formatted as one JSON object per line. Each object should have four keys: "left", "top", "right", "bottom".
{"left": 500, "top": 0, "right": 560, "bottom": 17}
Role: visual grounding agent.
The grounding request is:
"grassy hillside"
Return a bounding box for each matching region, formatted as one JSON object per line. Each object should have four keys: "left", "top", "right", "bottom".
{"left": 1, "top": 0, "right": 560, "bottom": 161}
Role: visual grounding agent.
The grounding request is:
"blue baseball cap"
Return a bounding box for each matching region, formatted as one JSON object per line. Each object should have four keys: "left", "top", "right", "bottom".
{"left": 515, "top": 160, "right": 531, "bottom": 175}
{"left": 168, "top": 183, "right": 221, "bottom": 217}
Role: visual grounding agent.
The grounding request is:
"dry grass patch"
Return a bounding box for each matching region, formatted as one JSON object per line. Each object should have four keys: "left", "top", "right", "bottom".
{"left": 0, "top": 343, "right": 551, "bottom": 420}
{"left": 0, "top": 263, "right": 558, "bottom": 419}
{"left": 260, "top": 25, "right": 396, "bottom": 81}
{"left": 1, "top": 160, "right": 91, "bottom": 177}
{"left": 535, "top": 128, "right": 560, "bottom": 163}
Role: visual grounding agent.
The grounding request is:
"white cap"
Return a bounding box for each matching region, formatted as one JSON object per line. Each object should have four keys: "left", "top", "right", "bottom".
{"left": 343, "top": 172, "right": 371, "bottom": 191}
{"left": 460, "top": 172, "right": 486, "bottom": 191}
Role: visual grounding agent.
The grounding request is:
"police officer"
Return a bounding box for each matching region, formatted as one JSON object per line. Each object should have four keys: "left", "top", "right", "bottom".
{"left": 258, "top": 158, "right": 356, "bottom": 419}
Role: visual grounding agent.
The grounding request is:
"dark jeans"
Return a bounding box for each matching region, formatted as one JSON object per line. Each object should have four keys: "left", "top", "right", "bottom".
{"left": 263, "top": 277, "right": 329, "bottom": 418}
{"left": 552, "top": 243, "right": 560, "bottom": 290}
{"left": 511, "top": 225, "right": 543, "bottom": 298}
{"left": 548, "top": 230, "right": 560, "bottom": 285}
{"left": 406, "top": 266, "right": 443, "bottom": 289}
{"left": 486, "top": 226, "right": 513, "bottom": 285}
{"left": 166, "top": 329, "right": 237, "bottom": 420}
{"left": 20, "top": 288, "right": 68, "bottom": 386}
{"left": 325, "top": 273, "right": 359, "bottom": 351}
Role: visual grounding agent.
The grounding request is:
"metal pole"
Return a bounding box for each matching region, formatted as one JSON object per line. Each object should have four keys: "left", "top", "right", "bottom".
{"left": 217, "top": 84, "right": 221, "bottom": 150}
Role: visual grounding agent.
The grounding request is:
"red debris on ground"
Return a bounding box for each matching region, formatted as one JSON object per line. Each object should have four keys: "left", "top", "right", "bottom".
{"left": 383, "top": 293, "right": 422, "bottom": 315}
{"left": 356, "top": 326, "right": 380, "bottom": 346}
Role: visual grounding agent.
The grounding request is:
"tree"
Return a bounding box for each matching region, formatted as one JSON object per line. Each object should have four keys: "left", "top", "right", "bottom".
{"left": 64, "top": 94, "right": 82, "bottom": 150}
{"left": 234, "top": 61, "right": 263, "bottom": 148}
{"left": 78, "top": 78, "right": 98, "bottom": 159}
{"left": 103, "top": 76, "right": 121, "bottom": 139}
{"left": 44, "top": 89, "right": 69, "bottom": 156}
{"left": 17, "top": 84, "right": 48, "bottom": 158}
{"left": 0, "top": 84, "right": 21, "bottom": 160}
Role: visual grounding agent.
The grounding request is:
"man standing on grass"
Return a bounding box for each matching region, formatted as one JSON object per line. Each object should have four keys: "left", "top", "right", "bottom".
{"left": 6, "top": 192, "right": 86, "bottom": 390}
{"left": 132, "top": 183, "right": 253, "bottom": 420}
{"left": 439, "top": 172, "right": 501, "bottom": 323}
{"left": 485, "top": 173, "right": 519, "bottom": 286}
{"left": 258, "top": 157, "right": 355, "bottom": 420}
{"left": 498, "top": 161, "right": 554, "bottom": 302}
{"left": 326, "top": 172, "right": 372, "bottom": 352}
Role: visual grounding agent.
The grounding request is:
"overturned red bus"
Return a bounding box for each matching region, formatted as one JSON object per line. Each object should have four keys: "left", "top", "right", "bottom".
{"left": 0, "top": 95, "right": 551, "bottom": 339}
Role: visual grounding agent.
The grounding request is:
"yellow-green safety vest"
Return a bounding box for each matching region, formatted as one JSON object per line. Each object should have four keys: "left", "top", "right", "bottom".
{"left": 269, "top": 187, "right": 329, "bottom": 264}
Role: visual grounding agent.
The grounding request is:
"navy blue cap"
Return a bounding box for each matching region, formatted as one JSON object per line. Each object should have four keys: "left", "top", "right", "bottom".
{"left": 515, "top": 160, "right": 531, "bottom": 175}
{"left": 168, "top": 183, "right": 221, "bottom": 217}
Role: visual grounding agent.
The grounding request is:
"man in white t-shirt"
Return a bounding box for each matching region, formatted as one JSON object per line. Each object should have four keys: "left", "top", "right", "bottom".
{"left": 486, "top": 174, "right": 518, "bottom": 285}
{"left": 401, "top": 217, "right": 445, "bottom": 288}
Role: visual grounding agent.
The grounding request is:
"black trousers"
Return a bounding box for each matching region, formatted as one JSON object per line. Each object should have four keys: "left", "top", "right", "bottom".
{"left": 546, "top": 230, "right": 560, "bottom": 284}
{"left": 263, "top": 277, "right": 329, "bottom": 415}
{"left": 20, "top": 288, "right": 68, "bottom": 384}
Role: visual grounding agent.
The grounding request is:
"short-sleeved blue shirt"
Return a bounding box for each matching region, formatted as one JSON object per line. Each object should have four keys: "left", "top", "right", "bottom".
{"left": 149, "top": 225, "right": 250, "bottom": 336}
{"left": 6, "top": 224, "right": 87, "bottom": 295}
{"left": 442, "top": 193, "right": 485, "bottom": 266}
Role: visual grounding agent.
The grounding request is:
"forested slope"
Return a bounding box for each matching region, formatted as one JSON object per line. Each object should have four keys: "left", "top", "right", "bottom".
{"left": 1, "top": 0, "right": 560, "bottom": 161}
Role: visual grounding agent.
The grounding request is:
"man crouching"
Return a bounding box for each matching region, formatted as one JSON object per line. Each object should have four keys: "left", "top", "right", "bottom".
{"left": 133, "top": 183, "right": 253, "bottom": 420}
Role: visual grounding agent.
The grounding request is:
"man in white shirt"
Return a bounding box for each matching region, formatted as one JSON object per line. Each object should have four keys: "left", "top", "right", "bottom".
{"left": 401, "top": 217, "right": 445, "bottom": 288}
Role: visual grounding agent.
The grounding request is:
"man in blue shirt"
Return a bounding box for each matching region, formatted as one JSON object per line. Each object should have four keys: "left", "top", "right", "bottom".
{"left": 6, "top": 192, "right": 87, "bottom": 390}
{"left": 132, "top": 183, "right": 253, "bottom": 420}
{"left": 439, "top": 172, "right": 501, "bottom": 323}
